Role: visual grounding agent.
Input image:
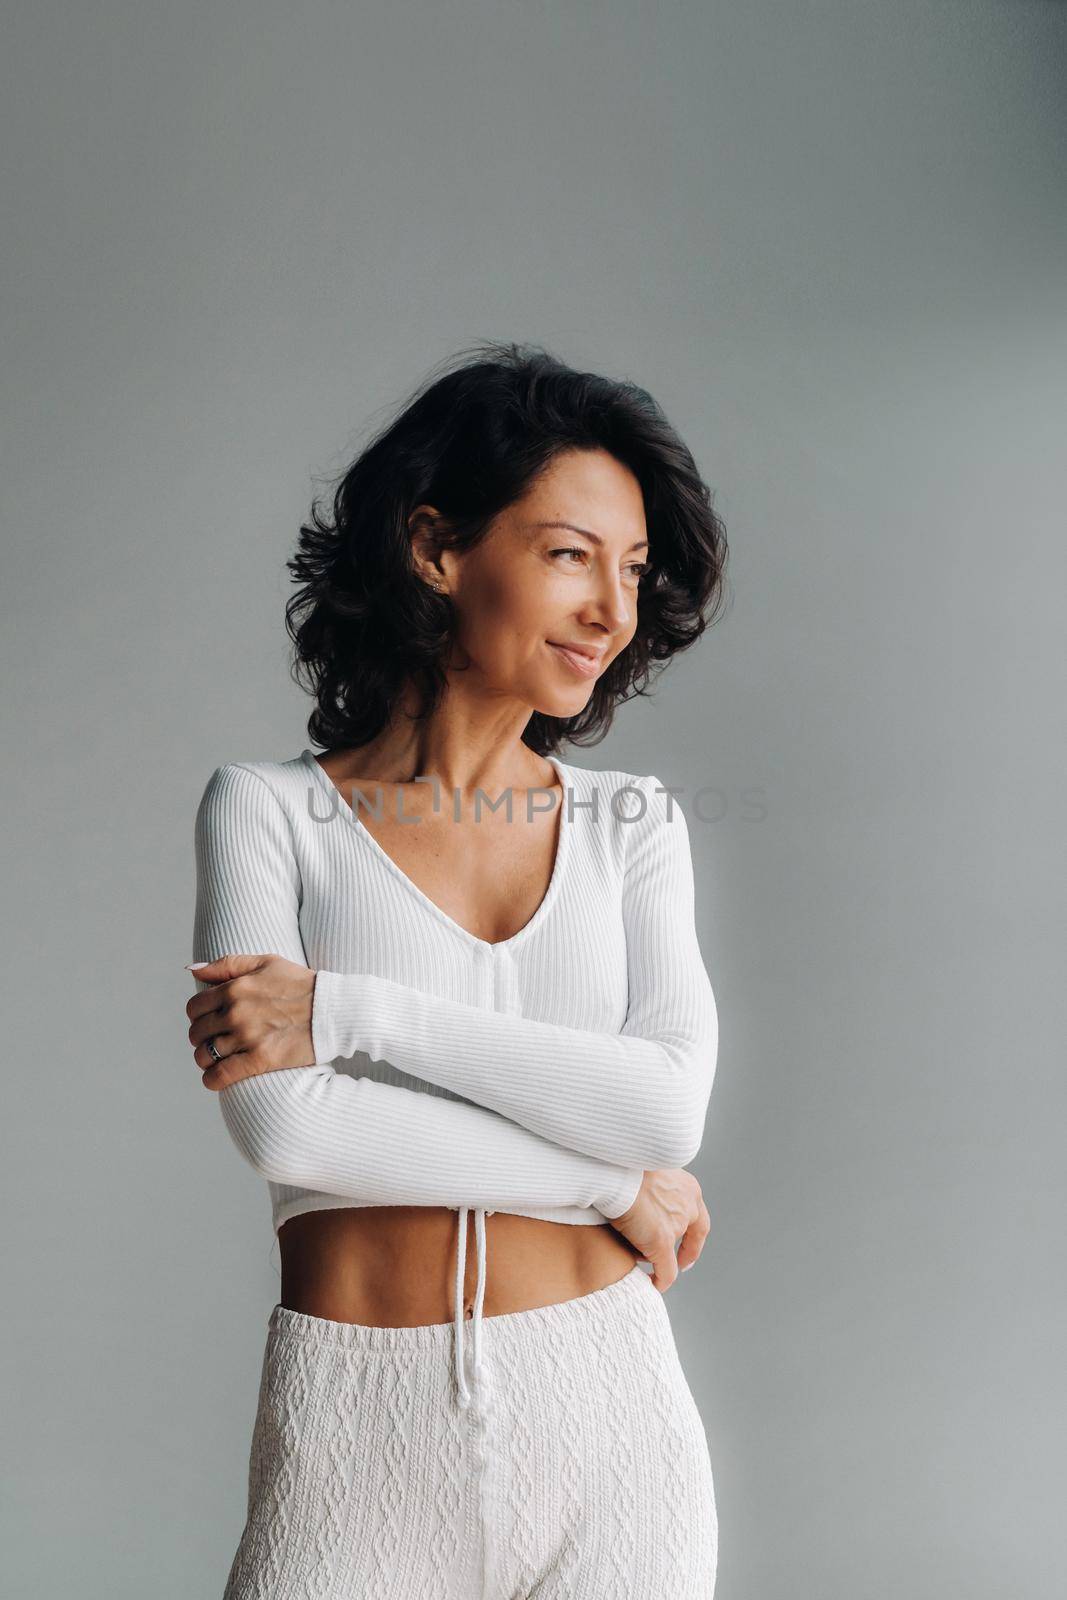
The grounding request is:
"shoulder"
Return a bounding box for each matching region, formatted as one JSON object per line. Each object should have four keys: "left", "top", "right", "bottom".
{"left": 558, "top": 758, "right": 683, "bottom": 820}
{"left": 194, "top": 752, "right": 312, "bottom": 839}
{"left": 556, "top": 758, "right": 688, "bottom": 869}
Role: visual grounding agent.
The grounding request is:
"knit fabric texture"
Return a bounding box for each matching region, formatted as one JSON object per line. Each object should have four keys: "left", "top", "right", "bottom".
{"left": 222, "top": 1263, "right": 718, "bottom": 1599}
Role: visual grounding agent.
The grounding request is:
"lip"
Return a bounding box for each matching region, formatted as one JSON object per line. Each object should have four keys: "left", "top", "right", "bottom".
{"left": 547, "top": 641, "right": 606, "bottom": 678}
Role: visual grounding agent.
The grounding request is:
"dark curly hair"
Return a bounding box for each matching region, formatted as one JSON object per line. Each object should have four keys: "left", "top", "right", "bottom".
{"left": 286, "top": 339, "right": 729, "bottom": 758}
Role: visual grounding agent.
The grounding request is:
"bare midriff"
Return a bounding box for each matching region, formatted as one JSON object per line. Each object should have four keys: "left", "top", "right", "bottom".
{"left": 278, "top": 1206, "right": 641, "bottom": 1328}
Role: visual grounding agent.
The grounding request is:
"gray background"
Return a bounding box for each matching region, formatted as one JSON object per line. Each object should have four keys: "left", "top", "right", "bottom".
{"left": 2, "top": 2, "right": 1064, "bottom": 1595}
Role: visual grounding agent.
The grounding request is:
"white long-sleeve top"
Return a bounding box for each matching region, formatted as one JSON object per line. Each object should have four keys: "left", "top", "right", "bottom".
{"left": 191, "top": 748, "right": 718, "bottom": 1239}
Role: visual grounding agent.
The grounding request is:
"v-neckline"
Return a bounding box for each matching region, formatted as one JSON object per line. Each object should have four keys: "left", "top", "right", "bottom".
{"left": 300, "top": 747, "right": 572, "bottom": 954}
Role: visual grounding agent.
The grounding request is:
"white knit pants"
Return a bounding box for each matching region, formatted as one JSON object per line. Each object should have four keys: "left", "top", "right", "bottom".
{"left": 222, "top": 1262, "right": 718, "bottom": 1599}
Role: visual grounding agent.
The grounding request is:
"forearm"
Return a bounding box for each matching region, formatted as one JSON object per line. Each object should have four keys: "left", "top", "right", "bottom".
{"left": 217, "top": 1063, "right": 643, "bottom": 1219}
{"left": 311, "top": 967, "right": 718, "bottom": 1169}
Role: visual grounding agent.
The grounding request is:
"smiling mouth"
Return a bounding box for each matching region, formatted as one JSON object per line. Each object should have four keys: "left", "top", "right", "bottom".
{"left": 546, "top": 641, "right": 605, "bottom": 678}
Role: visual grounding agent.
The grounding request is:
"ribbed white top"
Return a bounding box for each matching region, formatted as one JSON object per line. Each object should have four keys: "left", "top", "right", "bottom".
{"left": 191, "top": 748, "right": 718, "bottom": 1237}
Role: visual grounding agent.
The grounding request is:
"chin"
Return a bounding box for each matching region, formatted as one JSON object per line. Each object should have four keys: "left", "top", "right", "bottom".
{"left": 531, "top": 685, "right": 595, "bottom": 717}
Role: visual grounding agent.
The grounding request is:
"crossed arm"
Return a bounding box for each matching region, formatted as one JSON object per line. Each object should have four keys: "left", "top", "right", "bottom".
{"left": 191, "top": 761, "right": 717, "bottom": 1217}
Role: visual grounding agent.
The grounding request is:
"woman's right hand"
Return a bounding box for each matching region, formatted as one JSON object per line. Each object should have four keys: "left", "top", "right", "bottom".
{"left": 609, "top": 1168, "right": 710, "bottom": 1293}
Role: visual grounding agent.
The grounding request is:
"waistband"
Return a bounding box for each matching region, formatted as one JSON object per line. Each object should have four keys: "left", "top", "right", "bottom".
{"left": 267, "top": 1249, "right": 651, "bottom": 1365}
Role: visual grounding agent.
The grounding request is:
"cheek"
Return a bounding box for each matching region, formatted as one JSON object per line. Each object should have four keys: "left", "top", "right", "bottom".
{"left": 460, "top": 568, "right": 551, "bottom": 645}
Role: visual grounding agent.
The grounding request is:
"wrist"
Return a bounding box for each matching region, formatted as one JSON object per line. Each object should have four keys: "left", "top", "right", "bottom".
{"left": 600, "top": 1166, "right": 643, "bottom": 1221}
{"left": 310, "top": 968, "right": 338, "bottom": 1064}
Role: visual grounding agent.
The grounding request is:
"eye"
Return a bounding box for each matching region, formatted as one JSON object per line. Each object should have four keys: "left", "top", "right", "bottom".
{"left": 550, "top": 546, "right": 651, "bottom": 581}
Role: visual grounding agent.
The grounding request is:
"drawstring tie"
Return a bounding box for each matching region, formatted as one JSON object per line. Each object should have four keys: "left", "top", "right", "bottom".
{"left": 454, "top": 1205, "right": 493, "bottom": 1410}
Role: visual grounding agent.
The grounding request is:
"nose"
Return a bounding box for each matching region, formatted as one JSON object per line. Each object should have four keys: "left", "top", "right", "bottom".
{"left": 583, "top": 567, "right": 632, "bottom": 634}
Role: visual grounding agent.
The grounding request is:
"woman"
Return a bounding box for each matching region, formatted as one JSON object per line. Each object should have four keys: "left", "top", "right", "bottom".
{"left": 188, "top": 341, "right": 728, "bottom": 1598}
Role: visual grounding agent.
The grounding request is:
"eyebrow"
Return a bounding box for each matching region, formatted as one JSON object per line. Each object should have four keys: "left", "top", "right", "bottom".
{"left": 529, "top": 520, "right": 649, "bottom": 554}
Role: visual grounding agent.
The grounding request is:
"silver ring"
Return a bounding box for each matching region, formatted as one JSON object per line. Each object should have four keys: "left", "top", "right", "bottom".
{"left": 207, "top": 1037, "right": 223, "bottom": 1064}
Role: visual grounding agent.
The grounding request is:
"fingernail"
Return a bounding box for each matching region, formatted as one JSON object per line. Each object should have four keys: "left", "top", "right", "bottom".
{"left": 186, "top": 962, "right": 208, "bottom": 970}
{"left": 681, "top": 1262, "right": 693, "bottom": 1271}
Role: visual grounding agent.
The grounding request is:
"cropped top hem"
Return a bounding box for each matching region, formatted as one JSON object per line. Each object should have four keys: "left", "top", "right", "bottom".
{"left": 271, "top": 1191, "right": 612, "bottom": 1236}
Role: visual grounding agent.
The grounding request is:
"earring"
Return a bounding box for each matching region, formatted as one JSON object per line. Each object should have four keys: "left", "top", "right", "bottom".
{"left": 432, "top": 582, "right": 444, "bottom": 594}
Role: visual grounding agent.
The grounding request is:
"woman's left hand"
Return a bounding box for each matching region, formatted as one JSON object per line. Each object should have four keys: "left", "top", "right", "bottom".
{"left": 185, "top": 954, "right": 317, "bottom": 1089}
